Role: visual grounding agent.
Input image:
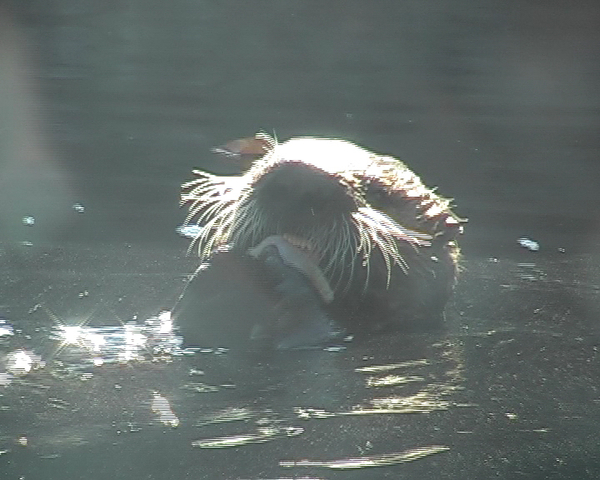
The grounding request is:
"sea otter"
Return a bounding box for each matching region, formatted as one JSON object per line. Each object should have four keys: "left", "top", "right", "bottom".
{"left": 175, "top": 134, "right": 464, "bottom": 351}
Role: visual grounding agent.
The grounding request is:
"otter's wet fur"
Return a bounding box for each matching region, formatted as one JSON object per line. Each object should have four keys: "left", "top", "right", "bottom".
{"left": 181, "top": 134, "right": 464, "bottom": 331}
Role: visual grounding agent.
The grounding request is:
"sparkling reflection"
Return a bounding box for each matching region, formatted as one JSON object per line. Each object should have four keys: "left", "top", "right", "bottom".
{"left": 1, "top": 349, "right": 45, "bottom": 385}
{"left": 5, "top": 350, "right": 45, "bottom": 376}
{"left": 47, "top": 310, "right": 182, "bottom": 368}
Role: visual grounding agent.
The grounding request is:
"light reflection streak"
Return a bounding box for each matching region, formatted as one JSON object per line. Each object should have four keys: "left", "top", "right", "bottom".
{"left": 355, "top": 359, "right": 430, "bottom": 373}
{"left": 365, "top": 374, "right": 425, "bottom": 387}
{"left": 297, "top": 343, "right": 467, "bottom": 419}
{"left": 294, "top": 386, "right": 451, "bottom": 418}
{"left": 193, "top": 407, "right": 254, "bottom": 427}
{"left": 295, "top": 380, "right": 456, "bottom": 419}
{"left": 192, "top": 426, "right": 303, "bottom": 449}
{"left": 280, "top": 445, "right": 450, "bottom": 469}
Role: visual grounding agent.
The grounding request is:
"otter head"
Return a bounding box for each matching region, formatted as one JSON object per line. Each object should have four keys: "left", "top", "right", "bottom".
{"left": 251, "top": 160, "right": 357, "bottom": 232}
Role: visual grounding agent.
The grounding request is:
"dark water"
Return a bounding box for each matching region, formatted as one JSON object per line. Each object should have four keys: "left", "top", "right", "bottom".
{"left": 1, "top": 1, "right": 600, "bottom": 479}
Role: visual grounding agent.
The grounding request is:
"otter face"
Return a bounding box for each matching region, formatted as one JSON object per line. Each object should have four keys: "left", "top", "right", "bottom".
{"left": 251, "top": 161, "right": 357, "bottom": 232}
{"left": 181, "top": 136, "right": 464, "bottom": 333}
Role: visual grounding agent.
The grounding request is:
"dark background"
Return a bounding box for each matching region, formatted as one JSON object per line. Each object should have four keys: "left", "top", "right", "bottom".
{"left": 1, "top": 0, "right": 599, "bottom": 256}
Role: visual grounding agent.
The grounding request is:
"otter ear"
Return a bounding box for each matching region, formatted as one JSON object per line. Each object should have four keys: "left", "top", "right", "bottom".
{"left": 210, "top": 134, "right": 273, "bottom": 170}
{"left": 433, "top": 215, "right": 467, "bottom": 246}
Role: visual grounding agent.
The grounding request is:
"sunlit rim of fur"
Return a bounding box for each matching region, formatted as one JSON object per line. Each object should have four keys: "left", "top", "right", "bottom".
{"left": 182, "top": 173, "right": 433, "bottom": 291}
